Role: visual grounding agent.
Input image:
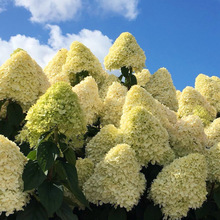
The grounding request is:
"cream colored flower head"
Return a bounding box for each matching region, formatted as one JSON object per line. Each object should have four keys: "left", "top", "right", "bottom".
{"left": 101, "top": 82, "right": 127, "bottom": 127}
{"left": 85, "top": 124, "right": 123, "bottom": 164}
{"left": 62, "top": 41, "right": 107, "bottom": 87}
{"left": 205, "top": 118, "right": 220, "bottom": 147}
{"left": 83, "top": 144, "right": 146, "bottom": 211}
{"left": 178, "top": 86, "right": 216, "bottom": 126}
{"left": 104, "top": 32, "right": 146, "bottom": 72}
{"left": 145, "top": 67, "right": 178, "bottom": 111}
{"left": 195, "top": 74, "right": 220, "bottom": 113}
{"left": 72, "top": 76, "right": 103, "bottom": 125}
{"left": 19, "top": 81, "right": 86, "bottom": 147}
{"left": 134, "top": 69, "right": 151, "bottom": 87}
{"left": 170, "top": 115, "right": 207, "bottom": 157}
{"left": 0, "top": 49, "right": 50, "bottom": 111}
{"left": 44, "top": 48, "right": 69, "bottom": 85}
{"left": 121, "top": 106, "right": 175, "bottom": 166}
{"left": 149, "top": 153, "right": 207, "bottom": 220}
{"left": 0, "top": 135, "right": 30, "bottom": 216}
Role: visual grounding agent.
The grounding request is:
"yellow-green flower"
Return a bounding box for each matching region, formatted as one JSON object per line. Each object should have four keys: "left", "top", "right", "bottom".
{"left": 19, "top": 82, "right": 86, "bottom": 147}
{"left": 104, "top": 32, "right": 146, "bottom": 72}
{"left": 83, "top": 144, "right": 146, "bottom": 211}
{"left": 149, "top": 153, "right": 207, "bottom": 220}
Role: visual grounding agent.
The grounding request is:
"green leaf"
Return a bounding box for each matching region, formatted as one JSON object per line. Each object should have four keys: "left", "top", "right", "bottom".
{"left": 55, "top": 160, "right": 89, "bottom": 208}
{"left": 37, "top": 141, "right": 60, "bottom": 172}
{"left": 38, "top": 180, "right": 63, "bottom": 216}
{"left": 16, "top": 198, "right": 48, "bottom": 220}
{"left": 108, "top": 207, "right": 126, "bottom": 220}
{"left": 195, "top": 202, "right": 213, "bottom": 219}
{"left": 19, "top": 142, "right": 31, "bottom": 156}
{"left": 121, "top": 66, "right": 129, "bottom": 77}
{"left": 130, "top": 75, "right": 137, "bottom": 86}
{"left": 23, "top": 160, "right": 46, "bottom": 191}
{"left": 56, "top": 202, "right": 78, "bottom": 220}
{"left": 118, "top": 75, "right": 123, "bottom": 81}
{"left": 64, "top": 148, "right": 76, "bottom": 165}
{"left": 214, "top": 187, "right": 220, "bottom": 209}
{"left": 27, "top": 150, "right": 37, "bottom": 160}
{"left": 144, "top": 204, "right": 162, "bottom": 220}
{"left": 7, "top": 102, "right": 24, "bottom": 126}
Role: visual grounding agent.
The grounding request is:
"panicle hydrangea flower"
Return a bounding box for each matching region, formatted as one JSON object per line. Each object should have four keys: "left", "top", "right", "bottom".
{"left": 19, "top": 82, "right": 86, "bottom": 147}
{"left": 169, "top": 115, "right": 207, "bottom": 157}
{"left": 98, "top": 74, "right": 120, "bottom": 99}
{"left": 176, "top": 90, "right": 182, "bottom": 103}
{"left": 144, "top": 68, "right": 178, "bottom": 111}
{"left": 134, "top": 69, "right": 151, "bottom": 87}
{"left": 205, "top": 118, "right": 220, "bottom": 147}
{"left": 178, "top": 86, "right": 217, "bottom": 126}
{"left": 121, "top": 85, "right": 171, "bottom": 131}
{"left": 205, "top": 142, "right": 220, "bottom": 182}
{"left": 61, "top": 41, "right": 107, "bottom": 87}
{"left": 104, "top": 32, "right": 146, "bottom": 72}
{"left": 121, "top": 106, "right": 175, "bottom": 166}
{"left": 195, "top": 74, "right": 220, "bottom": 112}
{"left": 149, "top": 153, "right": 208, "bottom": 220}
{"left": 0, "top": 50, "right": 50, "bottom": 111}
{"left": 44, "top": 48, "right": 69, "bottom": 84}
{"left": 0, "top": 135, "right": 30, "bottom": 216}
{"left": 72, "top": 76, "right": 103, "bottom": 125}
{"left": 101, "top": 82, "right": 127, "bottom": 127}
{"left": 212, "top": 76, "right": 220, "bottom": 83}
{"left": 85, "top": 124, "right": 123, "bottom": 164}
{"left": 83, "top": 144, "right": 146, "bottom": 211}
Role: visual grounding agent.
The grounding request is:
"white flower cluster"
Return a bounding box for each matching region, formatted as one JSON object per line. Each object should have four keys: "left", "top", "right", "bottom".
{"left": 134, "top": 69, "right": 151, "bottom": 87}
{"left": 0, "top": 135, "right": 29, "bottom": 216}
{"left": 205, "top": 118, "right": 220, "bottom": 147}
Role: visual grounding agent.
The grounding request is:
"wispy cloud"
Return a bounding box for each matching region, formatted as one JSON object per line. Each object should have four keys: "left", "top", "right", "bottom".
{"left": 0, "top": 26, "right": 113, "bottom": 68}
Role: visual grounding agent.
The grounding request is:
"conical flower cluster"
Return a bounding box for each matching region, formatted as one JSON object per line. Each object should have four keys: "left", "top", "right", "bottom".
{"left": 134, "top": 69, "right": 151, "bottom": 87}
{"left": 205, "top": 118, "right": 220, "bottom": 147}
{"left": 121, "top": 106, "right": 175, "bottom": 166}
{"left": 19, "top": 82, "right": 86, "bottom": 147}
{"left": 0, "top": 135, "right": 29, "bottom": 216}
{"left": 149, "top": 153, "right": 207, "bottom": 220}
{"left": 83, "top": 144, "right": 146, "bottom": 211}
{"left": 0, "top": 50, "right": 50, "bottom": 111}
{"left": 72, "top": 76, "right": 103, "bottom": 125}
{"left": 104, "top": 32, "right": 146, "bottom": 72}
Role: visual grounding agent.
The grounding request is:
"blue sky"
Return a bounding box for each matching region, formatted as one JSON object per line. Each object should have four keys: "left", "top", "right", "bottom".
{"left": 0, "top": 0, "right": 219, "bottom": 91}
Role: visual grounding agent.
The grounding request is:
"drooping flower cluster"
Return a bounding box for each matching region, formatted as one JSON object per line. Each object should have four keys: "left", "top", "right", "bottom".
{"left": 145, "top": 68, "right": 178, "bottom": 111}
{"left": 195, "top": 74, "right": 220, "bottom": 112}
{"left": 85, "top": 124, "right": 123, "bottom": 164}
{"left": 104, "top": 32, "right": 146, "bottom": 72}
{"left": 121, "top": 106, "right": 175, "bottom": 166}
{"left": 178, "top": 86, "right": 217, "bottom": 126}
{"left": 0, "top": 50, "right": 50, "bottom": 111}
{"left": 205, "top": 118, "right": 220, "bottom": 147}
{"left": 19, "top": 82, "right": 86, "bottom": 147}
{"left": 149, "top": 153, "right": 208, "bottom": 220}
{"left": 83, "top": 144, "right": 146, "bottom": 211}
{"left": 61, "top": 41, "right": 107, "bottom": 87}
{"left": 72, "top": 76, "right": 103, "bottom": 125}
{"left": 170, "top": 115, "right": 207, "bottom": 157}
{"left": 134, "top": 69, "right": 151, "bottom": 87}
{"left": 0, "top": 135, "right": 30, "bottom": 216}
{"left": 101, "top": 82, "right": 127, "bottom": 127}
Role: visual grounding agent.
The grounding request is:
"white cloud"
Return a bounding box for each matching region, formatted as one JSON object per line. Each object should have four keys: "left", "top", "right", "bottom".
{"left": 0, "top": 26, "right": 113, "bottom": 69}
{"left": 14, "top": 0, "right": 82, "bottom": 23}
{"left": 95, "top": 0, "right": 139, "bottom": 20}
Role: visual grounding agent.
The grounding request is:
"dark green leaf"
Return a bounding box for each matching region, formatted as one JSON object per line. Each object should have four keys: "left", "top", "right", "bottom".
{"left": 23, "top": 160, "right": 46, "bottom": 191}
{"left": 37, "top": 141, "right": 60, "bottom": 172}
{"left": 195, "top": 201, "right": 215, "bottom": 219}
{"left": 214, "top": 188, "right": 220, "bottom": 209}
{"left": 118, "top": 75, "right": 123, "bottom": 81}
{"left": 27, "top": 150, "right": 37, "bottom": 160}
{"left": 56, "top": 202, "right": 78, "bottom": 220}
{"left": 144, "top": 204, "right": 162, "bottom": 220}
{"left": 64, "top": 148, "right": 76, "bottom": 165}
{"left": 19, "top": 142, "right": 31, "bottom": 156}
{"left": 16, "top": 198, "right": 48, "bottom": 220}
{"left": 38, "top": 180, "right": 63, "bottom": 216}
{"left": 121, "top": 66, "right": 129, "bottom": 77}
{"left": 108, "top": 207, "right": 126, "bottom": 220}
{"left": 130, "top": 75, "right": 137, "bottom": 86}
{"left": 55, "top": 160, "right": 89, "bottom": 208}
{"left": 7, "top": 102, "right": 24, "bottom": 126}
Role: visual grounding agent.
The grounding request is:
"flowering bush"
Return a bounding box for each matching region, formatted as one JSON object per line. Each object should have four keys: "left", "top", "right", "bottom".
{"left": 0, "top": 32, "right": 220, "bottom": 220}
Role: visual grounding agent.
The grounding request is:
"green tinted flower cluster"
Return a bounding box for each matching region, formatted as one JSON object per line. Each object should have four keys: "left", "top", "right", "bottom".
{"left": 20, "top": 82, "right": 86, "bottom": 147}
{"left": 149, "top": 153, "right": 207, "bottom": 220}
{"left": 0, "top": 135, "right": 29, "bottom": 216}
{"left": 104, "top": 32, "right": 146, "bottom": 72}
{"left": 83, "top": 144, "right": 146, "bottom": 211}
